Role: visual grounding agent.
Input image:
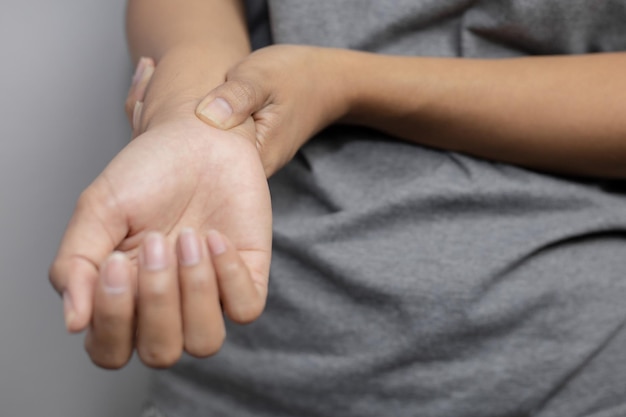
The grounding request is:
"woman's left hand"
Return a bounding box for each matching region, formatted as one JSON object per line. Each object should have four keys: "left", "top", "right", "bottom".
{"left": 194, "top": 45, "right": 352, "bottom": 177}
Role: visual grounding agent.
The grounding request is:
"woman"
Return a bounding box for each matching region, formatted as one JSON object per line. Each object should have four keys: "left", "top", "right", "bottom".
{"left": 50, "top": 1, "right": 626, "bottom": 416}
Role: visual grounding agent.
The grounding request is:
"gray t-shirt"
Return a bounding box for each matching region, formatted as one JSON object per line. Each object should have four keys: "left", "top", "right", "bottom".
{"left": 148, "top": 2, "right": 626, "bottom": 416}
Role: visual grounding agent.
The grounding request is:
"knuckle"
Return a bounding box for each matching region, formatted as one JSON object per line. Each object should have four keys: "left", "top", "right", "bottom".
{"left": 48, "top": 262, "right": 62, "bottom": 290}
{"left": 75, "top": 187, "right": 97, "bottom": 213}
{"left": 141, "top": 281, "right": 172, "bottom": 303}
{"left": 229, "top": 79, "right": 258, "bottom": 111}
{"left": 85, "top": 341, "right": 130, "bottom": 370}
{"left": 185, "top": 333, "right": 225, "bottom": 358}
{"left": 138, "top": 345, "right": 182, "bottom": 368}
{"left": 228, "top": 301, "right": 263, "bottom": 325}
{"left": 90, "top": 352, "right": 130, "bottom": 370}
{"left": 181, "top": 273, "right": 213, "bottom": 293}
{"left": 222, "top": 260, "right": 243, "bottom": 278}
{"left": 96, "top": 309, "right": 131, "bottom": 330}
{"left": 75, "top": 189, "right": 90, "bottom": 210}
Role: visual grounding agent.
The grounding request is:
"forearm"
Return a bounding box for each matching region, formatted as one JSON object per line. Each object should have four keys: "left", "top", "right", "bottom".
{"left": 342, "top": 52, "right": 626, "bottom": 178}
{"left": 126, "top": 0, "right": 250, "bottom": 124}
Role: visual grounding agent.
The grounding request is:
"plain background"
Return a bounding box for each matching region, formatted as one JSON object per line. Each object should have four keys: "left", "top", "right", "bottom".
{"left": 1, "top": 0, "right": 151, "bottom": 416}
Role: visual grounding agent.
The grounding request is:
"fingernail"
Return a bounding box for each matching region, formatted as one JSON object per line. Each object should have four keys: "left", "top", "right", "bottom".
{"left": 141, "top": 232, "right": 168, "bottom": 271}
{"left": 132, "top": 57, "right": 149, "bottom": 87}
{"left": 178, "top": 228, "right": 201, "bottom": 266}
{"left": 207, "top": 230, "right": 226, "bottom": 256}
{"left": 140, "top": 64, "right": 154, "bottom": 85}
{"left": 132, "top": 101, "right": 143, "bottom": 131}
{"left": 63, "top": 291, "right": 75, "bottom": 331}
{"left": 197, "top": 98, "right": 232, "bottom": 127}
{"left": 102, "top": 252, "right": 129, "bottom": 294}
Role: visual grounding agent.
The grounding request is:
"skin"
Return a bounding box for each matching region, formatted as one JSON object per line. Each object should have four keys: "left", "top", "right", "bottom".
{"left": 49, "top": 0, "right": 267, "bottom": 369}
{"left": 50, "top": 110, "right": 272, "bottom": 369}
{"left": 196, "top": 45, "right": 626, "bottom": 178}
{"left": 51, "top": 0, "right": 626, "bottom": 370}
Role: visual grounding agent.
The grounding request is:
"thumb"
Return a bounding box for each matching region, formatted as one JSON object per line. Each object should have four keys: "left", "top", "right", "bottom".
{"left": 49, "top": 184, "right": 128, "bottom": 333}
{"left": 195, "top": 78, "right": 266, "bottom": 130}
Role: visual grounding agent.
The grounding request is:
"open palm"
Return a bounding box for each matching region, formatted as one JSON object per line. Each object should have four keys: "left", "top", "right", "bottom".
{"left": 49, "top": 114, "right": 272, "bottom": 368}
{"left": 105, "top": 115, "right": 271, "bottom": 273}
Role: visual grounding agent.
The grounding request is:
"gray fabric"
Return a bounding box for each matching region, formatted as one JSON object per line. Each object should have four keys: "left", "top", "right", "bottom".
{"left": 243, "top": 0, "right": 272, "bottom": 51}
{"left": 151, "top": 1, "right": 626, "bottom": 416}
{"left": 140, "top": 404, "right": 168, "bottom": 417}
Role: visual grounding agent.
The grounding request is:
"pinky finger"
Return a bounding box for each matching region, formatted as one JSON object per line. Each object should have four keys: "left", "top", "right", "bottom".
{"left": 206, "top": 230, "right": 266, "bottom": 324}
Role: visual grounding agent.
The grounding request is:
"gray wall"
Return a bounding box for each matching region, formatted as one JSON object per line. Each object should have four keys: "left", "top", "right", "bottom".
{"left": 1, "top": 1, "right": 150, "bottom": 416}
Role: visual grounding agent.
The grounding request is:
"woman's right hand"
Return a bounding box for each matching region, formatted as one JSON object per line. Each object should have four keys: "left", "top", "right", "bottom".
{"left": 49, "top": 104, "right": 272, "bottom": 369}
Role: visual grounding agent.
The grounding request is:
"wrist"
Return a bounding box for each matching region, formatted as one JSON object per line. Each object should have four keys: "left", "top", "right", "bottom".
{"left": 316, "top": 48, "right": 361, "bottom": 126}
{"left": 336, "top": 52, "right": 430, "bottom": 131}
{"left": 336, "top": 50, "right": 386, "bottom": 126}
{"left": 140, "top": 44, "right": 247, "bottom": 130}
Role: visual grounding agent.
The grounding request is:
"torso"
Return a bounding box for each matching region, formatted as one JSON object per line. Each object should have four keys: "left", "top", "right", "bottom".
{"left": 150, "top": 2, "right": 626, "bottom": 416}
